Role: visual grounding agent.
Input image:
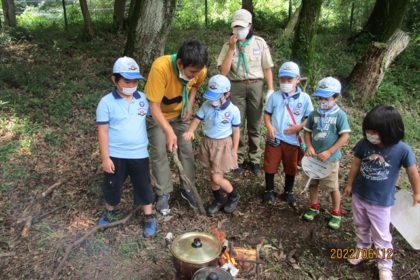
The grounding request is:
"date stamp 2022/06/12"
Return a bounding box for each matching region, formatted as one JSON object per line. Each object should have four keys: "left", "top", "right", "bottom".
{"left": 330, "top": 248, "right": 393, "bottom": 260}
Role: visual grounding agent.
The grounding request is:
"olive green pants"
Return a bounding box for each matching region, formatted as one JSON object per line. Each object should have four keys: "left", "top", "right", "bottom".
{"left": 147, "top": 116, "right": 195, "bottom": 196}
{"left": 230, "top": 80, "right": 264, "bottom": 165}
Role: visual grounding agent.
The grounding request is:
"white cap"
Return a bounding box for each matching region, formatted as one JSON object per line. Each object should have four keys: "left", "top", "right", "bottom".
{"left": 112, "top": 56, "right": 143, "bottom": 80}
{"left": 313, "top": 77, "right": 342, "bottom": 98}
{"left": 231, "top": 9, "right": 252, "bottom": 28}
{"left": 203, "top": 75, "right": 231, "bottom": 101}
{"left": 278, "top": 61, "right": 300, "bottom": 78}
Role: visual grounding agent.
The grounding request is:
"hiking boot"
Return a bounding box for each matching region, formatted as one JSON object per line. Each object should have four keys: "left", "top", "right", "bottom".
{"left": 328, "top": 214, "right": 342, "bottom": 229}
{"left": 280, "top": 192, "right": 296, "bottom": 206}
{"left": 303, "top": 208, "right": 320, "bottom": 221}
{"left": 181, "top": 189, "right": 198, "bottom": 210}
{"left": 224, "top": 194, "right": 240, "bottom": 213}
{"left": 263, "top": 190, "right": 277, "bottom": 202}
{"left": 98, "top": 210, "right": 121, "bottom": 225}
{"left": 233, "top": 163, "right": 244, "bottom": 175}
{"left": 143, "top": 216, "right": 157, "bottom": 238}
{"left": 207, "top": 200, "right": 224, "bottom": 216}
{"left": 250, "top": 163, "right": 262, "bottom": 176}
{"left": 156, "top": 194, "right": 171, "bottom": 215}
{"left": 379, "top": 268, "right": 393, "bottom": 280}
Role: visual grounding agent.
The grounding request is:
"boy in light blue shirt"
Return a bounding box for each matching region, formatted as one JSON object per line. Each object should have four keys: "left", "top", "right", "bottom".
{"left": 303, "top": 77, "right": 351, "bottom": 230}
{"left": 96, "top": 57, "right": 156, "bottom": 237}
{"left": 263, "top": 62, "right": 313, "bottom": 205}
{"left": 183, "top": 75, "right": 241, "bottom": 215}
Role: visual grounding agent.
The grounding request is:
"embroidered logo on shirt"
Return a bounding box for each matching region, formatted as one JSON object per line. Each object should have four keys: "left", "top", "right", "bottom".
{"left": 138, "top": 101, "right": 147, "bottom": 116}
{"left": 221, "top": 112, "right": 231, "bottom": 124}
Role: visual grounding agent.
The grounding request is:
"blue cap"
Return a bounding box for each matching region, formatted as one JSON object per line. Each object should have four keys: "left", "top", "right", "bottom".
{"left": 313, "top": 77, "right": 342, "bottom": 98}
{"left": 204, "top": 75, "right": 231, "bottom": 101}
{"left": 113, "top": 56, "right": 143, "bottom": 80}
{"left": 278, "top": 61, "right": 300, "bottom": 78}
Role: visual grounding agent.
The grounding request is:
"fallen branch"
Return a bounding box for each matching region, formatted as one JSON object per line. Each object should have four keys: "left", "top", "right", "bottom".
{"left": 52, "top": 206, "right": 141, "bottom": 279}
{"left": 0, "top": 252, "right": 16, "bottom": 257}
{"left": 20, "top": 216, "right": 33, "bottom": 238}
{"left": 172, "top": 147, "right": 206, "bottom": 215}
{"left": 41, "top": 180, "right": 63, "bottom": 198}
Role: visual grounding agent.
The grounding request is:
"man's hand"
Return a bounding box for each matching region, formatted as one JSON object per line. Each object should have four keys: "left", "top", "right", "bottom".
{"left": 265, "top": 89, "right": 274, "bottom": 102}
{"left": 228, "top": 34, "right": 238, "bottom": 50}
{"left": 344, "top": 184, "right": 352, "bottom": 197}
{"left": 102, "top": 157, "right": 115, "bottom": 174}
{"left": 182, "top": 105, "right": 194, "bottom": 122}
{"left": 183, "top": 131, "right": 195, "bottom": 141}
{"left": 283, "top": 123, "right": 301, "bottom": 135}
{"left": 166, "top": 130, "right": 178, "bottom": 152}
{"left": 317, "top": 150, "right": 332, "bottom": 162}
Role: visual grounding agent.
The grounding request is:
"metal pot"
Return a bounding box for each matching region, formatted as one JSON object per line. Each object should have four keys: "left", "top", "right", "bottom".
{"left": 192, "top": 267, "right": 233, "bottom": 280}
{"left": 170, "top": 232, "right": 222, "bottom": 280}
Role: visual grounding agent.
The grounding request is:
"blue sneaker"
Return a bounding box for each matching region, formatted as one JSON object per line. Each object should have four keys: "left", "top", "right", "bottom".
{"left": 98, "top": 210, "right": 121, "bottom": 225}
{"left": 143, "top": 216, "right": 157, "bottom": 238}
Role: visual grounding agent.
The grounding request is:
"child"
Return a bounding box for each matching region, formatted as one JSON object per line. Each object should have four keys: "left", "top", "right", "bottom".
{"left": 96, "top": 57, "right": 156, "bottom": 237}
{"left": 263, "top": 62, "right": 313, "bottom": 205}
{"left": 302, "top": 77, "right": 351, "bottom": 229}
{"left": 183, "top": 74, "right": 241, "bottom": 215}
{"left": 345, "top": 105, "right": 420, "bottom": 280}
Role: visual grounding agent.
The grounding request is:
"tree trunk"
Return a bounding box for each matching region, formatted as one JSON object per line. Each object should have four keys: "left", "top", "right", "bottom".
{"left": 125, "top": 0, "right": 136, "bottom": 29}
{"left": 283, "top": 3, "right": 302, "bottom": 39}
{"left": 242, "top": 0, "right": 253, "bottom": 15}
{"left": 79, "top": 0, "right": 95, "bottom": 40}
{"left": 2, "top": 0, "right": 16, "bottom": 27}
{"left": 345, "top": 30, "right": 410, "bottom": 101}
{"left": 124, "top": 0, "right": 177, "bottom": 75}
{"left": 291, "top": 0, "right": 323, "bottom": 80}
{"left": 113, "top": 0, "right": 126, "bottom": 31}
{"left": 349, "top": 1, "right": 355, "bottom": 32}
{"left": 363, "top": 0, "right": 409, "bottom": 42}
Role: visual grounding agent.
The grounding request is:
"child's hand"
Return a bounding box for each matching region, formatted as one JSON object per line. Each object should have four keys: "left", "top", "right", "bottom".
{"left": 183, "top": 131, "right": 195, "bottom": 141}
{"left": 305, "top": 146, "right": 316, "bottom": 157}
{"left": 413, "top": 193, "right": 420, "bottom": 206}
{"left": 283, "top": 123, "right": 300, "bottom": 135}
{"left": 344, "top": 184, "right": 352, "bottom": 197}
{"left": 102, "top": 157, "right": 115, "bottom": 174}
{"left": 317, "top": 150, "right": 332, "bottom": 161}
{"left": 232, "top": 148, "right": 238, "bottom": 166}
{"left": 267, "top": 126, "right": 276, "bottom": 140}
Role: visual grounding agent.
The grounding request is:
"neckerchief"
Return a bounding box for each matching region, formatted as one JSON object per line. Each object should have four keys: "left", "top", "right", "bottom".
{"left": 170, "top": 54, "right": 190, "bottom": 116}
{"left": 317, "top": 104, "right": 340, "bottom": 131}
{"left": 235, "top": 37, "right": 252, "bottom": 78}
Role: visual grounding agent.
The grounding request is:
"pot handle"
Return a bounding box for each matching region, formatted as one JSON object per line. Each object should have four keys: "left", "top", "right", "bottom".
{"left": 207, "top": 272, "right": 219, "bottom": 280}
{"left": 191, "top": 238, "right": 203, "bottom": 248}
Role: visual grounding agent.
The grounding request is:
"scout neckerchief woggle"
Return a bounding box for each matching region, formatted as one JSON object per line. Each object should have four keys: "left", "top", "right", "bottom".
{"left": 236, "top": 37, "right": 252, "bottom": 78}
{"left": 171, "top": 54, "right": 190, "bottom": 116}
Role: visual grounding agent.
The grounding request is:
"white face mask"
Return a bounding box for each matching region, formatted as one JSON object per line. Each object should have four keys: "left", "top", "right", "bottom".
{"left": 211, "top": 100, "right": 221, "bottom": 108}
{"left": 122, "top": 86, "right": 137, "bottom": 96}
{"left": 280, "top": 83, "right": 294, "bottom": 94}
{"left": 319, "top": 101, "right": 334, "bottom": 110}
{"left": 237, "top": 27, "right": 250, "bottom": 40}
{"left": 366, "top": 133, "right": 381, "bottom": 145}
{"left": 179, "top": 71, "right": 191, "bottom": 82}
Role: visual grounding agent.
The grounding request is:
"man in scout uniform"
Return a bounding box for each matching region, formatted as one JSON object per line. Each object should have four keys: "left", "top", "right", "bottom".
{"left": 217, "top": 8, "right": 274, "bottom": 176}
{"left": 145, "top": 40, "right": 208, "bottom": 215}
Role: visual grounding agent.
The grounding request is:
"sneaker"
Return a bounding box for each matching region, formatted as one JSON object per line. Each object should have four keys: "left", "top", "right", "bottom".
{"left": 98, "top": 210, "right": 121, "bottom": 225}
{"left": 347, "top": 250, "right": 363, "bottom": 265}
{"left": 143, "top": 216, "right": 157, "bottom": 238}
{"left": 180, "top": 189, "right": 198, "bottom": 210}
{"left": 328, "top": 214, "right": 342, "bottom": 229}
{"left": 224, "top": 194, "right": 240, "bottom": 213}
{"left": 250, "top": 163, "right": 262, "bottom": 176}
{"left": 207, "top": 200, "right": 224, "bottom": 216}
{"left": 156, "top": 194, "right": 171, "bottom": 215}
{"left": 263, "top": 190, "right": 277, "bottom": 202}
{"left": 379, "top": 268, "right": 393, "bottom": 280}
{"left": 280, "top": 192, "right": 296, "bottom": 206}
{"left": 303, "top": 208, "right": 320, "bottom": 221}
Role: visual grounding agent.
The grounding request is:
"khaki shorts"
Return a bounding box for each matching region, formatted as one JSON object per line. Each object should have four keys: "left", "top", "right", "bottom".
{"left": 198, "top": 136, "right": 237, "bottom": 173}
{"left": 302, "top": 161, "right": 340, "bottom": 192}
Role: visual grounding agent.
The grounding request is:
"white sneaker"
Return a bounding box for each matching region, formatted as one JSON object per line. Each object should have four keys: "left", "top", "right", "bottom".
{"left": 379, "top": 268, "right": 393, "bottom": 280}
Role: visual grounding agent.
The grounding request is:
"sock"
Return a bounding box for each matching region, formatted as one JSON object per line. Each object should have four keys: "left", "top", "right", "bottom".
{"left": 284, "top": 175, "right": 295, "bottom": 193}
{"left": 144, "top": 214, "right": 155, "bottom": 220}
{"left": 265, "top": 173, "right": 275, "bottom": 191}
{"left": 311, "top": 203, "right": 320, "bottom": 210}
{"left": 212, "top": 189, "right": 223, "bottom": 203}
{"left": 331, "top": 209, "right": 342, "bottom": 216}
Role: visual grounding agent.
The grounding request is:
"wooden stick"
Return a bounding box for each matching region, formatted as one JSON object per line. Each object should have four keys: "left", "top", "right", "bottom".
{"left": 20, "top": 216, "right": 33, "bottom": 238}
{"left": 172, "top": 147, "right": 206, "bottom": 215}
{"left": 0, "top": 252, "right": 16, "bottom": 257}
{"left": 52, "top": 206, "right": 141, "bottom": 279}
{"left": 41, "top": 180, "right": 63, "bottom": 198}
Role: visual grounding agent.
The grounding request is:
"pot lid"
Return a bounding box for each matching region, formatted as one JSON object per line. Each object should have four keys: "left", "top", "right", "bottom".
{"left": 192, "top": 267, "right": 233, "bottom": 280}
{"left": 170, "top": 232, "right": 221, "bottom": 264}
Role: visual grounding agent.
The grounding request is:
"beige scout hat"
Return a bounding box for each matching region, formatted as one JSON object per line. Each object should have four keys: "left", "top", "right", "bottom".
{"left": 231, "top": 9, "right": 252, "bottom": 28}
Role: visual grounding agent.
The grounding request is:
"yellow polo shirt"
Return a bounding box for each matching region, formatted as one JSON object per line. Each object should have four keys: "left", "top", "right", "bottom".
{"left": 145, "top": 55, "right": 207, "bottom": 120}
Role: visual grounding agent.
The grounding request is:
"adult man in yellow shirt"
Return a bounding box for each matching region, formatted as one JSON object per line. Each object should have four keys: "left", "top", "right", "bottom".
{"left": 145, "top": 40, "right": 208, "bottom": 215}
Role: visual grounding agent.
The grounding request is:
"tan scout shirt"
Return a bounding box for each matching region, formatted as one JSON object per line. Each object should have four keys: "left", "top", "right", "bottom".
{"left": 217, "top": 35, "right": 274, "bottom": 81}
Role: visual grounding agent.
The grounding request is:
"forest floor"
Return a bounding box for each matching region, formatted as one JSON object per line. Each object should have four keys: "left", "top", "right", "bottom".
{"left": 0, "top": 25, "right": 419, "bottom": 280}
